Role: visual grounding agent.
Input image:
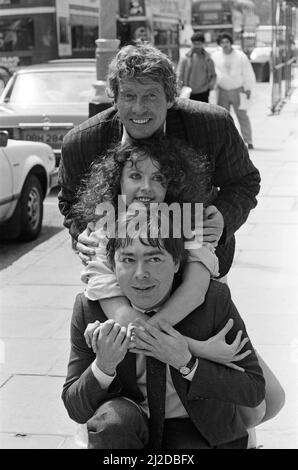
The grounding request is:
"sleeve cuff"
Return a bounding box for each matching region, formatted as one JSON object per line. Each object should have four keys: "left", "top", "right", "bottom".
{"left": 183, "top": 358, "right": 199, "bottom": 381}
{"left": 91, "top": 360, "right": 116, "bottom": 389}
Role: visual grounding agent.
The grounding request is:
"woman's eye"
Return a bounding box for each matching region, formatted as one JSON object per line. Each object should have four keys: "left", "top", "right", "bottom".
{"left": 153, "top": 174, "right": 165, "bottom": 183}
{"left": 129, "top": 172, "right": 141, "bottom": 180}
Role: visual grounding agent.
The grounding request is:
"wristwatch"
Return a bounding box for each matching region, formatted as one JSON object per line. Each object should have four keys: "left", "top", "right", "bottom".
{"left": 179, "top": 355, "right": 197, "bottom": 376}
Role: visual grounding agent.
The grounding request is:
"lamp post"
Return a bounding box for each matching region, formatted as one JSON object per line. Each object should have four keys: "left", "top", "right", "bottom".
{"left": 89, "top": 0, "right": 120, "bottom": 117}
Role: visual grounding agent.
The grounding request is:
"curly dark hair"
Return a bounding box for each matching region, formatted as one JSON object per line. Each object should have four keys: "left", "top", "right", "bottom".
{"left": 71, "top": 136, "right": 213, "bottom": 230}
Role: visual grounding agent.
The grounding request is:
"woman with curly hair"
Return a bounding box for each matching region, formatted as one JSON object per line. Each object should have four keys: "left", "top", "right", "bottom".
{"left": 73, "top": 136, "right": 251, "bottom": 369}
{"left": 72, "top": 136, "right": 213, "bottom": 228}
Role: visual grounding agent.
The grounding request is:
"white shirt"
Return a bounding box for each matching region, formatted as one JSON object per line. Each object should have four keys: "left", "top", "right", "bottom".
{"left": 212, "top": 48, "right": 256, "bottom": 91}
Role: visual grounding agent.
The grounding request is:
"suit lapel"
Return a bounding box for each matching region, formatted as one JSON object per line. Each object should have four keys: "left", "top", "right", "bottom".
{"left": 166, "top": 105, "right": 188, "bottom": 141}
{"left": 102, "top": 109, "right": 122, "bottom": 148}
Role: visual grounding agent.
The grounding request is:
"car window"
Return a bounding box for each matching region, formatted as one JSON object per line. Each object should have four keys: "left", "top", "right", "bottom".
{"left": 4, "top": 71, "right": 95, "bottom": 104}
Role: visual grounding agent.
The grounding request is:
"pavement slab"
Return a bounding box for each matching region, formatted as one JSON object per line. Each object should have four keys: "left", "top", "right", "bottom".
{"left": 0, "top": 338, "right": 69, "bottom": 375}
{"left": 0, "top": 307, "right": 71, "bottom": 339}
{"left": 0, "top": 433, "right": 66, "bottom": 449}
{"left": 0, "top": 375, "right": 76, "bottom": 435}
{"left": 0, "top": 284, "right": 82, "bottom": 310}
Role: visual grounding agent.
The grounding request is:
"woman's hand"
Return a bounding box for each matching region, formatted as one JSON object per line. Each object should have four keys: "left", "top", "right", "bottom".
{"left": 84, "top": 320, "right": 101, "bottom": 352}
{"left": 197, "top": 318, "right": 251, "bottom": 372}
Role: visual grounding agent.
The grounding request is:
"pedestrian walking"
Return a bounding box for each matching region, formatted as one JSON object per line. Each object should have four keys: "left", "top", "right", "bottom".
{"left": 212, "top": 33, "right": 256, "bottom": 149}
{"left": 177, "top": 32, "right": 216, "bottom": 103}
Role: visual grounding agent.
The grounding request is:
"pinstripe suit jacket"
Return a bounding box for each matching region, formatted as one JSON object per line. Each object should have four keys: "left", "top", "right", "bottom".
{"left": 62, "top": 281, "right": 265, "bottom": 448}
{"left": 58, "top": 98, "right": 260, "bottom": 276}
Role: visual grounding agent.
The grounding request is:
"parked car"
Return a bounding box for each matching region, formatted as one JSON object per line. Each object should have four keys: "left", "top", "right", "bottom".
{"left": 0, "top": 59, "right": 97, "bottom": 168}
{"left": 0, "top": 130, "right": 57, "bottom": 241}
{"left": 0, "top": 65, "right": 11, "bottom": 95}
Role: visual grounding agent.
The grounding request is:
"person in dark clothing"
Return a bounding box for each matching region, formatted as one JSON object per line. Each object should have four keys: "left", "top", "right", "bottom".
{"left": 177, "top": 32, "right": 217, "bottom": 103}
{"left": 62, "top": 211, "right": 266, "bottom": 449}
{"left": 58, "top": 41, "right": 260, "bottom": 280}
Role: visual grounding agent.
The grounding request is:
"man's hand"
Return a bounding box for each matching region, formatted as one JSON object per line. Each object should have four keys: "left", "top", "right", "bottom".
{"left": 129, "top": 318, "right": 191, "bottom": 369}
{"left": 77, "top": 223, "right": 98, "bottom": 265}
{"left": 203, "top": 205, "right": 224, "bottom": 246}
{"left": 93, "top": 319, "right": 131, "bottom": 376}
{"left": 240, "top": 87, "right": 251, "bottom": 100}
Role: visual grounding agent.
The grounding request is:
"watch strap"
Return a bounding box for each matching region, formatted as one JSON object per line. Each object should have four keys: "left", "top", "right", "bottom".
{"left": 179, "top": 354, "right": 197, "bottom": 376}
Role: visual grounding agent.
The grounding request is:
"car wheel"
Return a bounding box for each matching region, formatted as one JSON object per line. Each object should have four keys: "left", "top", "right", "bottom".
{"left": 18, "top": 174, "right": 43, "bottom": 241}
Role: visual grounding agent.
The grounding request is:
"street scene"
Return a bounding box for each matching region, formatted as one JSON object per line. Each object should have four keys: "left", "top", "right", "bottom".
{"left": 1, "top": 0, "right": 298, "bottom": 451}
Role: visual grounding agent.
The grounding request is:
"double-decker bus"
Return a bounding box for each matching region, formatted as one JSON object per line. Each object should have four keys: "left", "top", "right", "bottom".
{"left": 0, "top": 0, "right": 100, "bottom": 88}
{"left": 0, "top": 0, "right": 184, "bottom": 89}
{"left": 191, "top": 0, "right": 259, "bottom": 55}
{"left": 117, "top": 0, "right": 182, "bottom": 64}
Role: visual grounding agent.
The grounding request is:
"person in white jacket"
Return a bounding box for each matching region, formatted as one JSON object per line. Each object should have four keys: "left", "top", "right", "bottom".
{"left": 212, "top": 33, "right": 256, "bottom": 150}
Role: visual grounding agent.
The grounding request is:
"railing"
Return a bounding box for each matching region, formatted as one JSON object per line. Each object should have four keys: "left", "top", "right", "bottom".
{"left": 270, "top": 0, "right": 297, "bottom": 113}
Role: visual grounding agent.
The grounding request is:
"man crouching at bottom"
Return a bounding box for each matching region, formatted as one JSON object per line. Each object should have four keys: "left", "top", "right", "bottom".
{"left": 62, "top": 210, "right": 265, "bottom": 449}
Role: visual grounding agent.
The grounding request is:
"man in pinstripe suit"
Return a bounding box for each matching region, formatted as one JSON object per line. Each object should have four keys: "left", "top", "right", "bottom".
{"left": 58, "top": 41, "right": 260, "bottom": 278}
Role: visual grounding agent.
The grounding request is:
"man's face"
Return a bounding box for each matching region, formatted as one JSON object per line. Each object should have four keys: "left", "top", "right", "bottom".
{"left": 220, "top": 38, "right": 233, "bottom": 54}
{"left": 114, "top": 237, "right": 179, "bottom": 311}
{"left": 192, "top": 40, "right": 204, "bottom": 52}
{"left": 116, "top": 78, "right": 173, "bottom": 139}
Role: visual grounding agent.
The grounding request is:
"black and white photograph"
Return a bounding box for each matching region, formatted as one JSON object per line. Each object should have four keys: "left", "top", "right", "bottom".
{"left": 0, "top": 0, "right": 297, "bottom": 452}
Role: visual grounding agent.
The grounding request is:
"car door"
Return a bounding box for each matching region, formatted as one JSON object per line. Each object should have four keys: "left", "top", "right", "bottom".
{"left": 0, "top": 145, "right": 14, "bottom": 222}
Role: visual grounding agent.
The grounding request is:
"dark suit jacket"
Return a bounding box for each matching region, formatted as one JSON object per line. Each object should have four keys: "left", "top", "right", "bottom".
{"left": 58, "top": 99, "right": 261, "bottom": 277}
{"left": 62, "top": 281, "right": 265, "bottom": 448}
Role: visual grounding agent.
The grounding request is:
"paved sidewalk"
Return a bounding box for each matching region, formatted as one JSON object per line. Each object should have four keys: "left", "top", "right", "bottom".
{"left": 0, "top": 76, "right": 298, "bottom": 449}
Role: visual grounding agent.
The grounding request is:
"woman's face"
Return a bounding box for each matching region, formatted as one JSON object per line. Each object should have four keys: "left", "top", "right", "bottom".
{"left": 120, "top": 153, "right": 167, "bottom": 207}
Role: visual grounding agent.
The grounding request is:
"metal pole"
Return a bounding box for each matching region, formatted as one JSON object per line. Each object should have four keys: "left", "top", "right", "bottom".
{"left": 89, "top": 0, "right": 120, "bottom": 117}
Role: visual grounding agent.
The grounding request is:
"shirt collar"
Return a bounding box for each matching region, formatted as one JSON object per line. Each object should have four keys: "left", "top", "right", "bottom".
{"left": 131, "top": 303, "right": 160, "bottom": 314}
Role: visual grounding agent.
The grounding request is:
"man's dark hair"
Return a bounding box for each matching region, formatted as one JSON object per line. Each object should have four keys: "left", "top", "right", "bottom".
{"left": 191, "top": 32, "right": 205, "bottom": 43}
{"left": 217, "top": 33, "right": 234, "bottom": 45}
{"left": 106, "top": 209, "right": 186, "bottom": 267}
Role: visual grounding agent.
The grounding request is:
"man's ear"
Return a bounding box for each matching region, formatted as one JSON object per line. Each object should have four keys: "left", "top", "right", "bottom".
{"left": 174, "top": 260, "right": 180, "bottom": 273}
{"left": 167, "top": 101, "right": 174, "bottom": 110}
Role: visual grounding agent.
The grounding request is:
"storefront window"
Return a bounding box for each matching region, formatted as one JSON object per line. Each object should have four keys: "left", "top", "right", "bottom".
{"left": 71, "top": 25, "right": 98, "bottom": 51}
{"left": 0, "top": 17, "right": 34, "bottom": 51}
{"left": 70, "top": 13, "right": 98, "bottom": 54}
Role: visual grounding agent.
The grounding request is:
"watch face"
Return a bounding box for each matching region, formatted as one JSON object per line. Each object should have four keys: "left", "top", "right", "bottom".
{"left": 179, "top": 366, "right": 190, "bottom": 375}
